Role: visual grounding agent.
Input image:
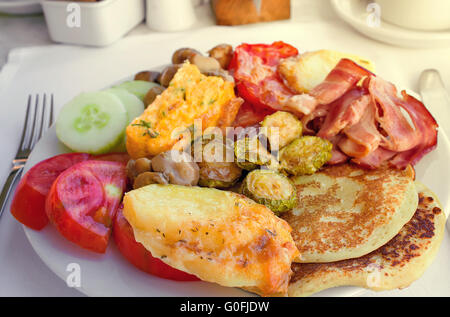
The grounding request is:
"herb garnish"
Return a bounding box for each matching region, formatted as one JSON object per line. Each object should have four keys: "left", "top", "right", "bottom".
{"left": 132, "top": 120, "right": 159, "bottom": 138}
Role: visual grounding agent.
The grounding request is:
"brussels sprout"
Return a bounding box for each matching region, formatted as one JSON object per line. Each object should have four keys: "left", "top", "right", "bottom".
{"left": 260, "top": 111, "right": 303, "bottom": 150}
{"left": 279, "top": 136, "right": 332, "bottom": 176}
{"left": 241, "top": 169, "right": 297, "bottom": 215}
{"left": 234, "top": 136, "right": 277, "bottom": 171}
{"left": 197, "top": 138, "right": 242, "bottom": 189}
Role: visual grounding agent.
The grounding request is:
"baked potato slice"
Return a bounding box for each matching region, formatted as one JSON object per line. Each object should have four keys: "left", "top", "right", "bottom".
{"left": 123, "top": 184, "right": 299, "bottom": 296}
{"left": 278, "top": 49, "right": 375, "bottom": 94}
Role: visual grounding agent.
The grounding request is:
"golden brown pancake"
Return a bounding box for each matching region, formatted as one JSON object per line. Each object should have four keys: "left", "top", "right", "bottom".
{"left": 288, "top": 181, "right": 446, "bottom": 296}
{"left": 282, "top": 163, "right": 418, "bottom": 263}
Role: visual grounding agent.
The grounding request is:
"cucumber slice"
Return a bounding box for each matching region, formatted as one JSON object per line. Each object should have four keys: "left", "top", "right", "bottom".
{"left": 114, "top": 80, "right": 160, "bottom": 101}
{"left": 56, "top": 91, "right": 128, "bottom": 155}
{"left": 105, "top": 88, "right": 145, "bottom": 123}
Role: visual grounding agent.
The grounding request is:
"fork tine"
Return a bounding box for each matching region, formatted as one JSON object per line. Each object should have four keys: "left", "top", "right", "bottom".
{"left": 49, "top": 94, "right": 54, "bottom": 127}
{"left": 18, "top": 95, "right": 32, "bottom": 152}
{"left": 37, "top": 94, "right": 46, "bottom": 141}
{"left": 27, "top": 94, "right": 40, "bottom": 149}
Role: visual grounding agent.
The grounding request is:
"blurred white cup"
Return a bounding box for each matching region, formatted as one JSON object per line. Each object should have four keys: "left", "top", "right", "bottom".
{"left": 375, "top": 0, "right": 450, "bottom": 31}
{"left": 146, "top": 0, "right": 197, "bottom": 32}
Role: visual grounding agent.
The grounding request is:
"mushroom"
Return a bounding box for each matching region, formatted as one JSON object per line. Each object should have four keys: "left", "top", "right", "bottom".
{"left": 133, "top": 172, "right": 169, "bottom": 189}
{"left": 126, "top": 157, "right": 152, "bottom": 182}
{"left": 151, "top": 150, "right": 199, "bottom": 186}
{"left": 134, "top": 71, "right": 161, "bottom": 83}
{"left": 188, "top": 54, "right": 221, "bottom": 73}
{"left": 208, "top": 44, "right": 233, "bottom": 69}
{"left": 158, "top": 64, "right": 182, "bottom": 87}
{"left": 172, "top": 48, "right": 201, "bottom": 65}
{"left": 144, "top": 85, "right": 165, "bottom": 107}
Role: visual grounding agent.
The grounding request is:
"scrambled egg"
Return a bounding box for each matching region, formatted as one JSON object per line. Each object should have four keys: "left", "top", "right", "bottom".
{"left": 126, "top": 63, "right": 243, "bottom": 158}
{"left": 278, "top": 49, "right": 376, "bottom": 94}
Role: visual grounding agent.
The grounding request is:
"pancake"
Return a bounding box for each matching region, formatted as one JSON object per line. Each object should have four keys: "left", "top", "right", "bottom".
{"left": 281, "top": 163, "right": 418, "bottom": 263}
{"left": 288, "top": 181, "right": 446, "bottom": 296}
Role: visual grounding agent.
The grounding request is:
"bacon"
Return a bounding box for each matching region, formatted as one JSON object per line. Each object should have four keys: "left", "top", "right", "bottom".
{"left": 284, "top": 59, "right": 372, "bottom": 116}
{"left": 327, "top": 135, "right": 349, "bottom": 165}
{"left": 390, "top": 92, "right": 438, "bottom": 168}
{"left": 342, "top": 96, "right": 381, "bottom": 157}
{"left": 351, "top": 147, "right": 396, "bottom": 169}
{"left": 310, "top": 58, "right": 372, "bottom": 105}
{"left": 368, "top": 77, "right": 420, "bottom": 152}
{"left": 317, "top": 87, "right": 369, "bottom": 139}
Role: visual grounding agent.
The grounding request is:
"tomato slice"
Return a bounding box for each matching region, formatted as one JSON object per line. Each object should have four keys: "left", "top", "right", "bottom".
{"left": 10, "top": 153, "right": 90, "bottom": 230}
{"left": 45, "top": 160, "right": 127, "bottom": 253}
{"left": 232, "top": 101, "right": 275, "bottom": 128}
{"left": 92, "top": 152, "right": 130, "bottom": 164}
{"left": 228, "top": 41, "right": 298, "bottom": 112}
{"left": 113, "top": 206, "right": 199, "bottom": 281}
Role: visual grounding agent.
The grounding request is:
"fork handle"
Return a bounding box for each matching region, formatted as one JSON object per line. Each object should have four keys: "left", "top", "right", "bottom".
{"left": 0, "top": 166, "right": 24, "bottom": 219}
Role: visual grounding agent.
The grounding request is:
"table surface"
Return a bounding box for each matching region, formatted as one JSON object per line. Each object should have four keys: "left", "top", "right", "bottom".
{"left": 0, "top": 0, "right": 449, "bottom": 297}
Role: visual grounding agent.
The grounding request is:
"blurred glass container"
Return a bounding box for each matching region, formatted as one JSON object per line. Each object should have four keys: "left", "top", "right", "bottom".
{"left": 41, "top": 0, "right": 145, "bottom": 47}
{"left": 146, "top": 0, "right": 197, "bottom": 32}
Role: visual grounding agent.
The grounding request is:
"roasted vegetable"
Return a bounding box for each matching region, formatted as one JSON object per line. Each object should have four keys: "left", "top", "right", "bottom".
{"left": 208, "top": 44, "right": 233, "bottom": 69}
{"left": 143, "top": 85, "right": 165, "bottom": 107}
{"left": 260, "top": 111, "right": 303, "bottom": 150}
{"left": 188, "top": 54, "right": 221, "bottom": 73}
{"left": 133, "top": 172, "right": 169, "bottom": 189}
{"left": 278, "top": 49, "right": 376, "bottom": 94}
{"left": 151, "top": 150, "right": 199, "bottom": 186}
{"left": 172, "top": 48, "right": 201, "bottom": 64}
{"left": 123, "top": 184, "right": 299, "bottom": 296}
{"left": 134, "top": 71, "right": 161, "bottom": 83}
{"left": 234, "top": 136, "right": 276, "bottom": 171}
{"left": 158, "top": 64, "right": 182, "bottom": 87}
{"left": 197, "top": 138, "right": 242, "bottom": 188}
{"left": 241, "top": 169, "right": 297, "bottom": 215}
{"left": 126, "top": 157, "right": 152, "bottom": 182}
{"left": 279, "top": 136, "right": 332, "bottom": 175}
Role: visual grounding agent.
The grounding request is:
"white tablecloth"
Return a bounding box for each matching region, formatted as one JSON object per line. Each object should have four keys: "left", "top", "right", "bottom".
{"left": 0, "top": 1, "right": 449, "bottom": 297}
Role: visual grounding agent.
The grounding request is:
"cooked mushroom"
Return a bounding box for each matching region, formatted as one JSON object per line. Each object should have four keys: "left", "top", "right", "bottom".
{"left": 188, "top": 54, "right": 221, "bottom": 73}
{"left": 133, "top": 172, "right": 169, "bottom": 189}
{"left": 208, "top": 44, "right": 233, "bottom": 69}
{"left": 134, "top": 71, "right": 161, "bottom": 83}
{"left": 151, "top": 150, "right": 199, "bottom": 186}
{"left": 172, "top": 48, "right": 201, "bottom": 65}
{"left": 203, "top": 69, "right": 234, "bottom": 83}
{"left": 158, "top": 64, "right": 182, "bottom": 87}
{"left": 126, "top": 157, "right": 152, "bottom": 182}
{"left": 143, "top": 85, "right": 165, "bottom": 107}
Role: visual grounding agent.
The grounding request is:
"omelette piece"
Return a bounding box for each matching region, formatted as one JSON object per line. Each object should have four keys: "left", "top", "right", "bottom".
{"left": 281, "top": 163, "right": 418, "bottom": 263}
{"left": 123, "top": 184, "right": 299, "bottom": 296}
{"left": 278, "top": 49, "right": 375, "bottom": 94}
{"left": 288, "top": 181, "right": 446, "bottom": 297}
{"left": 126, "top": 63, "right": 243, "bottom": 159}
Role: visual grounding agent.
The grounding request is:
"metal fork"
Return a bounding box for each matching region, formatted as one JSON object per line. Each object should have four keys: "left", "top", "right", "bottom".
{"left": 0, "top": 94, "right": 54, "bottom": 219}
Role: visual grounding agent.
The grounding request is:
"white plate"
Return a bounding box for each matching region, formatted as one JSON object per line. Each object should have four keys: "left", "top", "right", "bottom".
{"left": 331, "top": 0, "right": 450, "bottom": 48}
{"left": 20, "top": 82, "right": 450, "bottom": 297}
{"left": 0, "top": 0, "right": 41, "bottom": 15}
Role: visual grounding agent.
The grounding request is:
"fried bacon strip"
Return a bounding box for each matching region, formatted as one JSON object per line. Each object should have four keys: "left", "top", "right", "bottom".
{"left": 289, "top": 60, "right": 438, "bottom": 169}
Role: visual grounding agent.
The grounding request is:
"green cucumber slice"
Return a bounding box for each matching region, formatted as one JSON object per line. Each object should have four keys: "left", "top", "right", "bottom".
{"left": 56, "top": 91, "right": 128, "bottom": 155}
{"left": 114, "top": 80, "right": 160, "bottom": 101}
{"left": 105, "top": 88, "right": 145, "bottom": 123}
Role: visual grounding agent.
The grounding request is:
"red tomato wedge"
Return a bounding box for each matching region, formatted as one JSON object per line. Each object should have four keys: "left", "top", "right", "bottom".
{"left": 228, "top": 41, "right": 298, "bottom": 112}
{"left": 10, "top": 153, "right": 90, "bottom": 230}
{"left": 232, "top": 101, "right": 275, "bottom": 128}
{"left": 45, "top": 160, "right": 127, "bottom": 253}
{"left": 92, "top": 152, "right": 130, "bottom": 164}
{"left": 113, "top": 206, "right": 200, "bottom": 281}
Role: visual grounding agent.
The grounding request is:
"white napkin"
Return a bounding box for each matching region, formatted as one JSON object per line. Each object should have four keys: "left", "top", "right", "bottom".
{"left": 0, "top": 21, "right": 449, "bottom": 297}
